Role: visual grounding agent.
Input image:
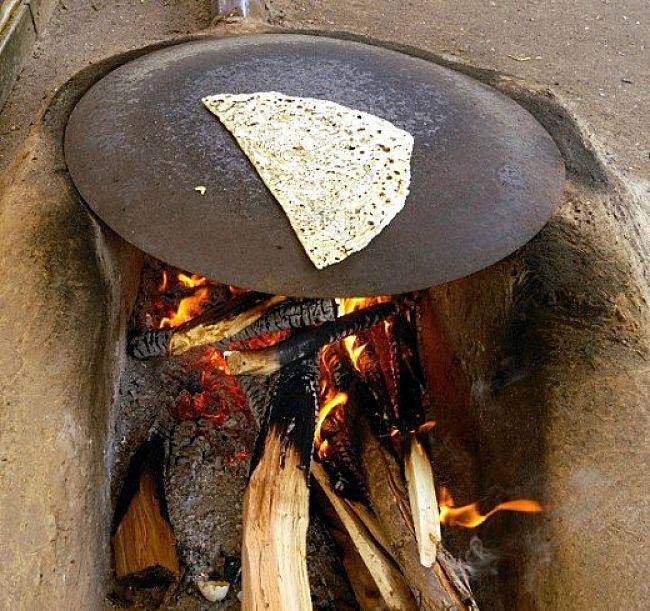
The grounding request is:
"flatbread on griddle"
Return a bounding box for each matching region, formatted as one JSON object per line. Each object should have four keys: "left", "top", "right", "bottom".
{"left": 202, "top": 92, "right": 413, "bottom": 269}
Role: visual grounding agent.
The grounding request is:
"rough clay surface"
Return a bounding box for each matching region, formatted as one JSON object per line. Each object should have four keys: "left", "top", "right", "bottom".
{"left": 0, "top": 2, "right": 648, "bottom": 611}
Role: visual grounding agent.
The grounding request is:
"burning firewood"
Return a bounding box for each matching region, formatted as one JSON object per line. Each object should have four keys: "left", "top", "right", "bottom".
{"left": 129, "top": 292, "right": 285, "bottom": 359}
{"left": 129, "top": 296, "right": 336, "bottom": 359}
{"left": 341, "top": 336, "right": 397, "bottom": 449}
{"left": 213, "top": 298, "right": 337, "bottom": 348}
{"left": 226, "top": 300, "right": 401, "bottom": 375}
{"left": 241, "top": 355, "right": 320, "bottom": 611}
{"left": 358, "top": 413, "right": 477, "bottom": 611}
{"left": 312, "top": 463, "right": 417, "bottom": 611}
{"left": 392, "top": 313, "right": 442, "bottom": 568}
{"left": 112, "top": 435, "right": 180, "bottom": 586}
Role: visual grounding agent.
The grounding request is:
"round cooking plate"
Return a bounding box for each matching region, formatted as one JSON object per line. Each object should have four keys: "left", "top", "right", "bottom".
{"left": 65, "top": 34, "right": 564, "bottom": 297}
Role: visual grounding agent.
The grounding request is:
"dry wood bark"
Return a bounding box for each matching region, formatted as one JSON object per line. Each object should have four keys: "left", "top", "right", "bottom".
{"left": 241, "top": 356, "right": 320, "bottom": 611}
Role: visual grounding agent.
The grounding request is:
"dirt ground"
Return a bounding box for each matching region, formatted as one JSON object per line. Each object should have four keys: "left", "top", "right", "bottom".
{"left": 0, "top": 0, "right": 212, "bottom": 171}
{"left": 268, "top": 0, "right": 649, "bottom": 181}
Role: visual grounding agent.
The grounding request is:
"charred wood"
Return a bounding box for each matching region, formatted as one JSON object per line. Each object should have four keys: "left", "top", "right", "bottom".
{"left": 128, "top": 292, "right": 284, "bottom": 359}
{"left": 169, "top": 294, "right": 285, "bottom": 355}
{"left": 318, "top": 351, "right": 369, "bottom": 502}
{"left": 214, "top": 298, "right": 337, "bottom": 349}
{"left": 226, "top": 301, "right": 401, "bottom": 376}
{"left": 319, "top": 421, "right": 369, "bottom": 503}
{"left": 237, "top": 373, "right": 277, "bottom": 428}
{"left": 129, "top": 328, "right": 173, "bottom": 360}
{"left": 346, "top": 341, "right": 398, "bottom": 448}
{"left": 393, "top": 313, "right": 430, "bottom": 438}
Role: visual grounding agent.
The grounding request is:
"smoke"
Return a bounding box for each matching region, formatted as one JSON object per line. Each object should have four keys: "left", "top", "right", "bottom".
{"left": 445, "top": 536, "right": 500, "bottom": 586}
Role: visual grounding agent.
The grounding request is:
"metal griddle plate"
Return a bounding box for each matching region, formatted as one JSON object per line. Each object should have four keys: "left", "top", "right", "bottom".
{"left": 65, "top": 34, "right": 564, "bottom": 297}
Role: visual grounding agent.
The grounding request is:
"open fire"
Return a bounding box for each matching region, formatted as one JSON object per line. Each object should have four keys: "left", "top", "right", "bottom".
{"left": 115, "top": 260, "right": 544, "bottom": 609}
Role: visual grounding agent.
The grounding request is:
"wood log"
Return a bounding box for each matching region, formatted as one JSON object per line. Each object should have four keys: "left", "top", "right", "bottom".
{"left": 169, "top": 294, "right": 285, "bottom": 355}
{"left": 342, "top": 538, "right": 392, "bottom": 611}
{"left": 313, "top": 463, "right": 417, "bottom": 611}
{"left": 348, "top": 342, "right": 399, "bottom": 451}
{"left": 112, "top": 437, "right": 180, "bottom": 586}
{"left": 358, "top": 413, "right": 477, "bottom": 611}
{"left": 390, "top": 313, "right": 443, "bottom": 568}
{"left": 241, "top": 356, "right": 320, "bottom": 611}
{"left": 226, "top": 301, "right": 401, "bottom": 375}
{"left": 214, "top": 298, "right": 337, "bottom": 349}
{"left": 128, "top": 292, "right": 284, "bottom": 359}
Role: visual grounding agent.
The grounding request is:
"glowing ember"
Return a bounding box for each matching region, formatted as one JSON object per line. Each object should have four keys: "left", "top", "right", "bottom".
{"left": 160, "top": 287, "right": 210, "bottom": 328}
{"left": 169, "top": 347, "right": 249, "bottom": 424}
{"left": 438, "top": 487, "right": 543, "bottom": 528}
{"left": 228, "top": 329, "right": 291, "bottom": 351}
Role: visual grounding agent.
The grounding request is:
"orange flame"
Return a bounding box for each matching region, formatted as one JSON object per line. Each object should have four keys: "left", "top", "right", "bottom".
{"left": 336, "top": 297, "right": 391, "bottom": 373}
{"left": 158, "top": 270, "right": 169, "bottom": 292}
{"left": 438, "top": 487, "right": 543, "bottom": 528}
{"left": 315, "top": 391, "right": 348, "bottom": 459}
{"left": 177, "top": 273, "right": 207, "bottom": 288}
{"left": 159, "top": 287, "right": 210, "bottom": 328}
{"left": 415, "top": 420, "right": 436, "bottom": 435}
{"left": 336, "top": 296, "right": 390, "bottom": 317}
{"left": 342, "top": 335, "right": 369, "bottom": 371}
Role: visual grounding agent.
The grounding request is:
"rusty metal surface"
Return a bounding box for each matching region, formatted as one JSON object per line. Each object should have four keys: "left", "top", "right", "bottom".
{"left": 64, "top": 34, "right": 564, "bottom": 297}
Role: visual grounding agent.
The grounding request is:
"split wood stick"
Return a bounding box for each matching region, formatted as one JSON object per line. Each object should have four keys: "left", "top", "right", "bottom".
{"left": 129, "top": 292, "right": 284, "bottom": 359}
{"left": 390, "top": 313, "right": 443, "bottom": 568}
{"left": 213, "top": 298, "right": 337, "bottom": 349}
{"left": 169, "top": 294, "right": 285, "bottom": 354}
{"left": 404, "top": 437, "right": 441, "bottom": 567}
{"left": 226, "top": 301, "right": 401, "bottom": 376}
{"left": 313, "top": 463, "right": 417, "bottom": 611}
{"left": 241, "top": 356, "right": 319, "bottom": 611}
{"left": 358, "top": 414, "right": 476, "bottom": 611}
{"left": 112, "top": 438, "right": 180, "bottom": 586}
{"left": 342, "top": 539, "right": 392, "bottom": 611}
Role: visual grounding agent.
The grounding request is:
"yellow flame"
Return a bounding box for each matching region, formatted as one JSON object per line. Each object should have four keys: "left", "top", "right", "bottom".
{"left": 438, "top": 487, "right": 543, "bottom": 528}
{"left": 177, "top": 273, "right": 207, "bottom": 288}
{"left": 315, "top": 391, "right": 348, "bottom": 457}
{"left": 160, "top": 287, "right": 210, "bottom": 328}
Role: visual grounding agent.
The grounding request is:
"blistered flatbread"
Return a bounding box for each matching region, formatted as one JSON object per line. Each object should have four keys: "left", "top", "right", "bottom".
{"left": 202, "top": 92, "right": 413, "bottom": 269}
